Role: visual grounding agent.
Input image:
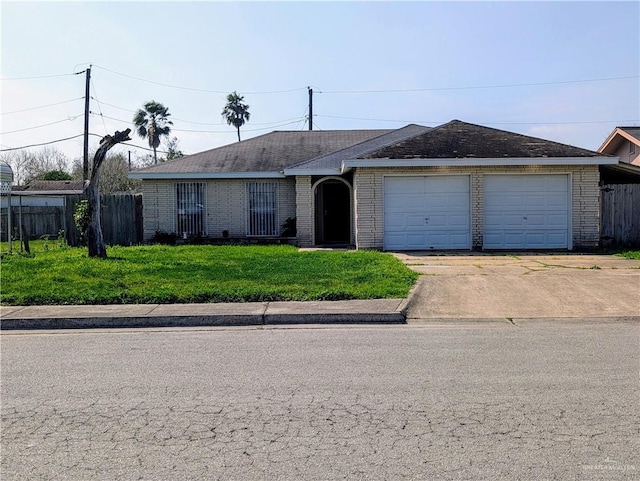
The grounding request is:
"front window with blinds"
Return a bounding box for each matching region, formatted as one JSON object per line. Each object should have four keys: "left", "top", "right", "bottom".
{"left": 176, "top": 182, "right": 206, "bottom": 237}
{"left": 247, "top": 182, "right": 278, "bottom": 236}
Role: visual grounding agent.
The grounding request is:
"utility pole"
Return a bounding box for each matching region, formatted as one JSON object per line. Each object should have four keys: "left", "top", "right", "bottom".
{"left": 308, "top": 87, "right": 313, "bottom": 131}
{"left": 83, "top": 65, "right": 92, "bottom": 183}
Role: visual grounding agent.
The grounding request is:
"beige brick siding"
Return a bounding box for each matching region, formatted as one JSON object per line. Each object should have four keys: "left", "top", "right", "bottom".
{"left": 354, "top": 165, "right": 600, "bottom": 250}
{"left": 141, "top": 180, "right": 175, "bottom": 240}
{"left": 295, "top": 176, "right": 313, "bottom": 247}
{"left": 141, "top": 178, "right": 296, "bottom": 241}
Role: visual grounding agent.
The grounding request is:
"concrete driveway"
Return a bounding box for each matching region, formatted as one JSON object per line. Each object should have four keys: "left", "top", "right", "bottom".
{"left": 394, "top": 252, "right": 640, "bottom": 321}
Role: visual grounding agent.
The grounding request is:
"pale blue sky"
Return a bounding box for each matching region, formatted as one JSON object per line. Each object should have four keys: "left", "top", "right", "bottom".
{"left": 1, "top": 1, "right": 639, "bottom": 163}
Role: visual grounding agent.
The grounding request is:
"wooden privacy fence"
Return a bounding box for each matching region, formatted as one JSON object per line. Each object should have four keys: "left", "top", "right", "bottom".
{"left": 601, "top": 184, "right": 640, "bottom": 247}
{"left": 1, "top": 193, "right": 143, "bottom": 247}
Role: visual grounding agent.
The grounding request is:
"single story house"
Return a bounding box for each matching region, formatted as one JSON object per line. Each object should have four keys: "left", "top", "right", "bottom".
{"left": 130, "top": 120, "right": 617, "bottom": 251}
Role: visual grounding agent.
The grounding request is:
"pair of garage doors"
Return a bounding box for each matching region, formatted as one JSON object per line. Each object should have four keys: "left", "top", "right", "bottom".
{"left": 384, "top": 174, "right": 570, "bottom": 250}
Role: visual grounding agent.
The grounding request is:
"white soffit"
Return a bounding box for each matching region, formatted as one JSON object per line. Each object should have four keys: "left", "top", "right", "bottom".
{"left": 342, "top": 156, "right": 618, "bottom": 171}
{"left": 128, "top": 171, "right": 286, "bottom": 180}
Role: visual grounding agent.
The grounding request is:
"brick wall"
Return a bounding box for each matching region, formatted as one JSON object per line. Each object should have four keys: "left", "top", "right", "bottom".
{"left": 353, "top": 165, "right": 600, "bottom": 250}
{"left": 295, "top": 176, "right": 313, "bottom": 247}
{"left": 141, "top": 178, "right": 296, "bottom": 241}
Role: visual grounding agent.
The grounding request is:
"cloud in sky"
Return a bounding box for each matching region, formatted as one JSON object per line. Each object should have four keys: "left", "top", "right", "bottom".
{"left": 1, "top": 1, "right": 638, "bottom": 163}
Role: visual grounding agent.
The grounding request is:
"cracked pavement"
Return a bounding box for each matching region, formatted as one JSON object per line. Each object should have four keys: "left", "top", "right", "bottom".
{"left": 2, "top": 323, "right": 639, "bottom": 480}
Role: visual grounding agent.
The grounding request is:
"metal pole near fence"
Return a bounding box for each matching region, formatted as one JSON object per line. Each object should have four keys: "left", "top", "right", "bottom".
{"left": 0, "top": 162, "right": 14, "bottom": 254}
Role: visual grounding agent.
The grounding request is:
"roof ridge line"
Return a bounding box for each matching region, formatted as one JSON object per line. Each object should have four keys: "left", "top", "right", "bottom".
{"left": 288, "top": 124, "right": 430, "bottom": 169}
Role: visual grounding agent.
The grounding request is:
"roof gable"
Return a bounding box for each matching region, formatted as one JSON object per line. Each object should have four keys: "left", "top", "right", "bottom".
{"left": 286, "top": 124, "right": 432, "bottom": 173}
{"left": 359, "top": 120, "right": 603, "bottom": 159}
{"left": 599, "top": 126, "right": 640, "bottom": 154}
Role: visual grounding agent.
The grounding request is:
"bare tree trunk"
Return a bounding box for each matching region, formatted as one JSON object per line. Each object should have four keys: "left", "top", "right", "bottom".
{"left": 83, "top": 129, "right": 131, "bottom": 258}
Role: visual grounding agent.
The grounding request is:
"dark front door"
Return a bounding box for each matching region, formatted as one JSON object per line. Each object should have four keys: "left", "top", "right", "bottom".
{"left": 316, "top": 180, "right": 350, "bottom": 244}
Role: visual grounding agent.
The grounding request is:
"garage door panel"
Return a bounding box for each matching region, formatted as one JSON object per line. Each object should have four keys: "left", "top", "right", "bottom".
{"left": 384, "top": 176, "right": 470, "bottom": 250}
{"left": 425, "top": 176, "right": 468, "bottom": 193}
{"left": 546, "top": 232, "right": 568, "bottom": 246}
{"left": 406, "top": 215, "right": 427, "bottom": 229}
{"left": 547, "top": 194, "right": 568, "bottom": 208}
{"left": 387, "top": 177, "right": 424, "bottom": 193}
{"left": 425, "top": 214, "right": 449, "bottom": 228}
{"left": 484, "top": 174, "right": 569, "bottom": 249}
{"left": 385, "top": 193, "right": 423, "bottom": 210}
{"left": 524, "top": 214, "right": 546, "bottom": 228}
{"left": 447, "top": 193, "right": 470, "bottom": 209}
{"left": 485, "top": 194, "right": 526, "bottom": 209}
{"left": 449, "top": 214, "right": 470, "bottom": 227}
{"left": 385, "top": 216, "right": 406, "bottom": 229}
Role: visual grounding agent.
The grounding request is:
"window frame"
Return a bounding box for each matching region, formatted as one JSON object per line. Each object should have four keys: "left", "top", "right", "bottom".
{"left": 246, "top": 181, "right": 279, "bottom": 237}
{"left": 175, "top": 182, "right": 206, "bottom": 237}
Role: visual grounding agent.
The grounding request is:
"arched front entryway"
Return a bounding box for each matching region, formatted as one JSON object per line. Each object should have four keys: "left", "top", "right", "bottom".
{"left": 314, "top": 178, "right": 352, "bottom": 245}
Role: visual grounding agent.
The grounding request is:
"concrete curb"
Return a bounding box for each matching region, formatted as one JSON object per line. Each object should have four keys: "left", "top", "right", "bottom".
{"left": 0, "top": 299, "right": 408, "bottom": 330}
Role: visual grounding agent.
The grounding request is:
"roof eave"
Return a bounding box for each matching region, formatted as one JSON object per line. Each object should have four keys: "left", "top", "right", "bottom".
{"left": 129, "top": 171, "right": 286, "bottom": 180}
{"left": 342, "top": 156, "right": 618, "bottom": 172}
{"left": 282, "top": 168, "right": 341, "bottom": 176}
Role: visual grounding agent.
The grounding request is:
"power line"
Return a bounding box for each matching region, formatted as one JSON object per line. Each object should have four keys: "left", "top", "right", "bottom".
{"left": 173, "top": 120, "right": 304, "bottom": 133}
{"left": 0, "top": 134, "right": 85, "bottom": 152}
{"left": 316, "top": 114, "right": 640, "bottom": 126}
{"left": 1, "top": 115, "right": 83, "bottom": 135}
{"left": 91, "top": 112, "right": 305, "bottom": 133}
{"left": 93, "top": 64, "right": 307, "bottom": 95}
{"left": 0, "top": 133, "right": 169, "bottom": 155}
{"left": 1, "top": 72, "right": 79, "bottom": 81}
{"left": 1, "top": 97, "right": 84, "bottom": 115}
{"left": 90, "top": 79, "right": 109, "bottom": 135}
{"left": 321, "top": 75, "right": 640, "bottom": 94}
{"left": 91, "top": 98, "right": 307, "bottom": 127}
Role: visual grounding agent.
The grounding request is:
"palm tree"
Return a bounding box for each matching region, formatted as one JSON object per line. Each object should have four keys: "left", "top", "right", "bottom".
{"left": 133, "top": 101, "right": 173, "bottom": 164}
{"left": 222, "top": 92, "right": 250, "bottom": 141}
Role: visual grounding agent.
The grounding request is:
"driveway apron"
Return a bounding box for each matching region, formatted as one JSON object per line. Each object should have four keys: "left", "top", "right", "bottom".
{"left": 394, "top": 253, "right": 640, "bottom": 320}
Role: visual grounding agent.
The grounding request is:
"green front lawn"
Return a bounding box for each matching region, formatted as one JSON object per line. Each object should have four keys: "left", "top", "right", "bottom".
{"left": 0, "top": 244, "right": 419, "bottom": 306}
{"left": 615, "top": 250, "right": 640, "bottom": 260}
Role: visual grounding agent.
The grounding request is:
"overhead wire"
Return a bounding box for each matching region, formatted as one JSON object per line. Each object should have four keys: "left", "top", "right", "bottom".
{"left": 90, "top": 78, "right": 109, "bottom": 134}
{"left": 1, "top": 97, "right": 84, "bottom": 115}
{"left": 1, "top": 72, "right": 79, "bottom": 80}
{"left": 3, "top": 65, "right": 638, "bottom": 156}
{"left": 315, "top": 114, "right": 639, "bottom": 126}
{"left": 92, "top": 98, "right": 306, "bottom": 127}
{"left": 320, "top": 75, "right": 640, "bottom": 94}
{"left": 92, "top": 112, "right": 305, "bottom": 133}
{"left": 93, "top": 64, "right": 307, "bottom": 95}
{"left": 1, "top": 115, "right": 83, "bottom": 135}
{"left": 0, "top": 134, "right": 85, "bottom": 151}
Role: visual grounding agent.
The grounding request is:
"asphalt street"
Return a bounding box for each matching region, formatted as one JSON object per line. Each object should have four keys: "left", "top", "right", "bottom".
{"left": 2, "top": 321, "right": 639, "bottom": 480}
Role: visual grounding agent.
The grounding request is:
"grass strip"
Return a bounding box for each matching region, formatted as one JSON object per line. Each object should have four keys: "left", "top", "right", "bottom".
{"left": 0, "top": 244, "right": 418, "bottom": 306}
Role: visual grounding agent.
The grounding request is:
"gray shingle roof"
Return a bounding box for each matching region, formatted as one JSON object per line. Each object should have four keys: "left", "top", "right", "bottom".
{"left": 288, "top": 124, "right": 431, "bottom": 171}
{"left": 359, "top": 120, "right": 603, "bottom": 159}
{"left": 134, "top": 129, "right": 391, "bottom": 174}
{"left": 620, "top": 127, "right": 640, "bottom": 142}
{"left": 16, "top": 180, "right": 84, "bottom": 192}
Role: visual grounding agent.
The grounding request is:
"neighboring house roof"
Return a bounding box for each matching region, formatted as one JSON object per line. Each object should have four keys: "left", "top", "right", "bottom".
{"left": 358, "top": 120, "right": 604, "bottom": 159}
{"left": 285, "top": 124, "right": 432, "bottom": 174}
{"left": 130, "top": 129, "right": 391, "bottom": 178}
{"left": 598, "top": 126, "right": 640, "bottom": 154}
{"left": 13, "top": 180, "right": 84, "bottom": 195}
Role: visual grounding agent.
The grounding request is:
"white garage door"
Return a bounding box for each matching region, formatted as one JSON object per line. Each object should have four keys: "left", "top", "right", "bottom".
{"left": 384, "top": 176, "right": 470, "bottom": 250}
{"left": 484, "top": 174, "right": 570, "bottom": 249}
